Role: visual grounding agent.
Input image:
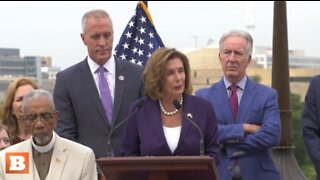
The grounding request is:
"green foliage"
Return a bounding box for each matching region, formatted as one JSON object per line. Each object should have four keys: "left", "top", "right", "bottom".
{"left": 250, "top": 75, "right": 261, "bottom": 83}
{"left": 301, "top": 165, "right": 317, "bottom": 180}
{"left": 291, "top": 93, "right": 316, "bottom": 180}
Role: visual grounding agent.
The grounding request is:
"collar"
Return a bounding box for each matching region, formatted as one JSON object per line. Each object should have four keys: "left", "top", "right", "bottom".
{"left": 223, "top": 75, "right": 247, "bottom": 90}
{"left": 87, "top": 55, "right": 115, "bottom": 75}
{"left": 31, "top": 132, "right": 56, "bottom": 153}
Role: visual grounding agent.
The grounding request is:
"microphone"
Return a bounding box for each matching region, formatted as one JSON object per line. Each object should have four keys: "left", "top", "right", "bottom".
{"left": 106, "top": 98, "right": 145, "bottom": 157}
{"left": 173, "top": 100, "right": 204, "bottom": 156}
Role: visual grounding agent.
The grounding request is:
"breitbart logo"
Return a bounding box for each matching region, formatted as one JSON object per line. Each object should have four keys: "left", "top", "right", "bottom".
{"left": 5, "top": 152, "right": 29, "bottom": 174}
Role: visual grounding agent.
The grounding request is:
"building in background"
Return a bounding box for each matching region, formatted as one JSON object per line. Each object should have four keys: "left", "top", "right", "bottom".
{"left": 185, "top": 46, "right": 320, "bottom": 102}
{"left": 1, "top": 44, "right": 319, "bottom": 103}
{"left": 0, "top": 48, "right": 60, "bottom": 101}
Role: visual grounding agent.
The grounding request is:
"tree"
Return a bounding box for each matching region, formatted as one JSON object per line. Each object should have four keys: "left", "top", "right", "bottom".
{"left": 291, "top": 93, "right": 316, "bottom": 179}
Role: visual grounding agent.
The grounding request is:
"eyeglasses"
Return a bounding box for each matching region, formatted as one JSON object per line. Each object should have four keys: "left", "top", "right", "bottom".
{"left": 24, "top": 112, "right": 54, "bottom": 125}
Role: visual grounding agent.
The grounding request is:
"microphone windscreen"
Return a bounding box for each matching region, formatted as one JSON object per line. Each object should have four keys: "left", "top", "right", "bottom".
{"left": 172, "top": 100, "right": 182, "bottom": 110}
{"left": 137, "top": 99, "right": 145, "bottom": 109}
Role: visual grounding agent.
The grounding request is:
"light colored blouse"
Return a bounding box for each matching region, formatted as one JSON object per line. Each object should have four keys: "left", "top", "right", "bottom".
{"left": 163, "top": 126, "right": 181, "bottom": 153}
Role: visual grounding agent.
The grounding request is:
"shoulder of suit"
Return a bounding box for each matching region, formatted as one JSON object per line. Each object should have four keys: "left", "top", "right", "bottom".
{"left": 58, "top": 60, "right": 85, "bottom": 75}
{"left": 0, "top": 139, "right": 30, "bottom": 155}
{"left": 115, "top": 58, "right": 144, "bottom": 70}
{"left": 187, "top": 94, "right": 211, "bottom": 105}
{"left": 195, "top": 86, "right": 211, "bottom": 95}
{"left": 310, "top": 75, "right": 320, "bottom": 85}
{"left": 57, "top": 136, "right": 93, "bottom": 153}
{"left": 250, "top": 81, "right": 277, "bottom": 94}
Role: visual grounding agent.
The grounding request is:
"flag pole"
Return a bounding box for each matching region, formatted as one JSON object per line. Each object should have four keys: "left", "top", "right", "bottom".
{"left": 142, "top": 1, "right": 148, "bottom": 7}
{"left": 271, "top": 1, "right": 307, "bottom": 179}
{"left": 114, "top": 1, "right": 164, "bottom": 66}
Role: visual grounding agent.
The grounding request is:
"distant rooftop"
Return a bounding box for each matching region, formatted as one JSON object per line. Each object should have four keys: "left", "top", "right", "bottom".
{"left": 0, "top": 48, "right": 20, "bottom": 57}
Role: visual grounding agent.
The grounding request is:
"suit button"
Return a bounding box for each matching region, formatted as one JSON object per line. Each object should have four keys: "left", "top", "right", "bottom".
{"left": 233, "top": 151, "right": 244, "bottom": 156}
{"left": 227, "top": 139, "right": 239, "bottom": 144}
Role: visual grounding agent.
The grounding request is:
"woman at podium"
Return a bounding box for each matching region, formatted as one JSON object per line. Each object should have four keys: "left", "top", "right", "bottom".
{"left": 121, "top": 48, "right": 220, "bottom": 165}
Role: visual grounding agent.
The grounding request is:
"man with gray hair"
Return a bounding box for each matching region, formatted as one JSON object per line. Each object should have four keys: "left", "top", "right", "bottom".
{"left": 0, "top": 89, "right": 97, "bottom": 180}
{"left": 53, "top": 9, "right": 144, "bottom": 159}
{"left": 196, "top": 30, "right": 281, "bottom": 180}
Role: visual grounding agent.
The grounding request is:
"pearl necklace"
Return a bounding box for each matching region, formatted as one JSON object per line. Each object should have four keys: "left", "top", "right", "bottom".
{"left": 159, "top": 96, "right": 183, "bottom": 116}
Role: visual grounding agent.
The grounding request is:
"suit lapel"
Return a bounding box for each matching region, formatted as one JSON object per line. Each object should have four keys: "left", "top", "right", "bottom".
{"left": 30, "top": 159, "right": 40, "bottom": 180}
{"left": 148, "top": 100, "right": 172, "bottom": 153}
{"left": 46, "top": 135, "right": 68, "bottom": 180}
{"left": 15, "top": 138, "right": 40, "bottom": 180}
{"left": 176, "top": 95, "right": 193, "bottom": 154}
{"left": 20, "top": 140, "right": 39, "bottom": 180}
{"left": 237, "top": 79, "right": 256, "bottom": 123}
{"left": 80, "top": 59, "right": 110, "bottom": 128}
{"left": 214, "top": 80, "right": 234, "bottom": 123}
{"left": 113, "top": 58, "right": 126, "bottom": 125}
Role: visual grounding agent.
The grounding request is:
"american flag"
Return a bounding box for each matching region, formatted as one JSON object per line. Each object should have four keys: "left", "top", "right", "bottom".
{"left": 114, "top": 1, "right": 164, "bottom": 66}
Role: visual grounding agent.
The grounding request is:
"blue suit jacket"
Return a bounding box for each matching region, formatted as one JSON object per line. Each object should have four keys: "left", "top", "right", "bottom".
{"left": 121, "top": 94, "right": 220, "bottom": 164}
{"left": 54, "top": 56, "right": 144, "bottom": 158}
{"left": 196, "top": 77, "right": 281, "bottom": 180}
{"left": 302, "top": 75, "right": 320, "bottom": 179}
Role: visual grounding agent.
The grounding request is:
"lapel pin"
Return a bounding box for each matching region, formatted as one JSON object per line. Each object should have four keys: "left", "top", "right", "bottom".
{"left": 119, "top": 75, "right": 124, "bottom": 81}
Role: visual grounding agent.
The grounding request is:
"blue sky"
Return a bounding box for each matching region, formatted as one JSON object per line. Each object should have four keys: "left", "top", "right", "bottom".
{"left": 0, "top": 1, "right": 319, "bottom": 70}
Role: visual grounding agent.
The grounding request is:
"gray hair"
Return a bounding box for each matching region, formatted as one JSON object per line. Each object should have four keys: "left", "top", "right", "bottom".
{"left": 81, "top": 9, "right": 113, "bottom": 33}
{"left": 219, "top": 30, "right": 253, "bottom": 55}
{"left": 22, "top": 89, "right": 55, "bottom": 112}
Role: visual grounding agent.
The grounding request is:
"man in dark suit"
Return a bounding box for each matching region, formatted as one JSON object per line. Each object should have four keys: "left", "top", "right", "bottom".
{"left": 53, "top": 9, "right": 144, "bottom": 159}
{"left": 301, "top": 75, "right": 320, "bottom": 180}
{"left": 195, "top": 30, "right": 281, "bottom": 180}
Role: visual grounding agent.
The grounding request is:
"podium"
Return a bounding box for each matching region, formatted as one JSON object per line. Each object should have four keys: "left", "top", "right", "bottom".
{"left": 96, "top": 156, "right": 219, "bottom": 180}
